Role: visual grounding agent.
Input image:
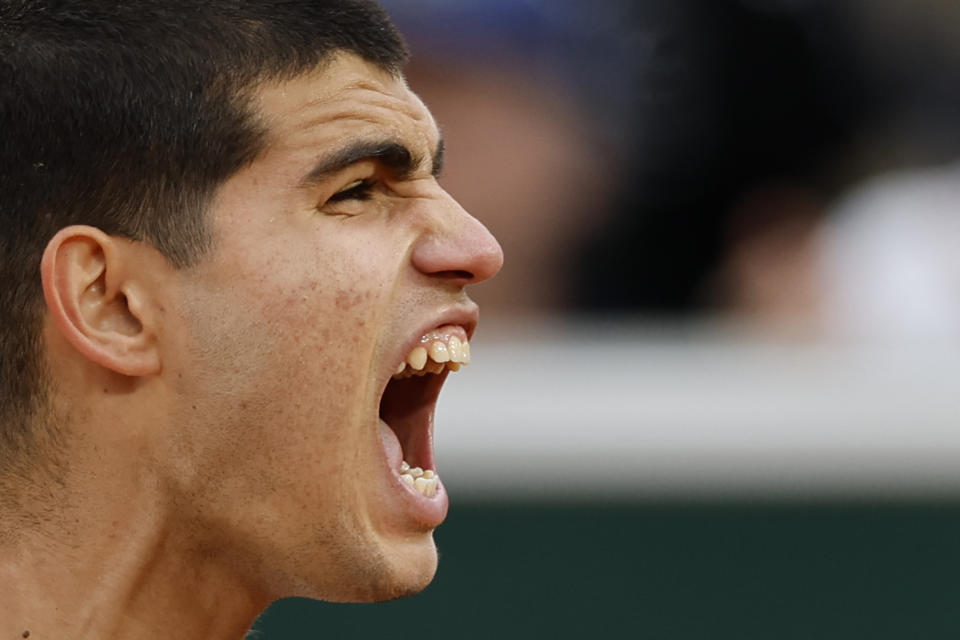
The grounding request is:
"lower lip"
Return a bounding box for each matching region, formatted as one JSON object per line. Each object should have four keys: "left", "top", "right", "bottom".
{"left": 395, "top": 473, "right": 449, "bottom": 528}
{"left": 378, "top": 419, "right": 449, "bottom": 528}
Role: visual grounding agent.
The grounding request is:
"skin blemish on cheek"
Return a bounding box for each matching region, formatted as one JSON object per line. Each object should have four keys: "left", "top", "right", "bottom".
{"left": 335, "top": 289, "right": 365, "bottom": 310}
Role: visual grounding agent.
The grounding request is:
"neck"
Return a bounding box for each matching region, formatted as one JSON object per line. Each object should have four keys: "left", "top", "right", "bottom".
{"left": 0, "top": 455, "right": 269, "bottom": 639}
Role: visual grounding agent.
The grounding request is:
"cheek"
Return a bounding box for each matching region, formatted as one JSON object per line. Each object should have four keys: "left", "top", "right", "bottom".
{"left": 173, "top": 226, "right": 404, "bottom": 463}
{"left": 168, "top": 298, "right": 374, "bottom": 534}
{"left": 185, "top": 265, "right": 388, "bottom": 451}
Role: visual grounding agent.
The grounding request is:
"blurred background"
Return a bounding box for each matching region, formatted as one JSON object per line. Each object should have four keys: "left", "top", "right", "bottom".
{"left": 255, "top": 0, "right": 960, "bottom": 637}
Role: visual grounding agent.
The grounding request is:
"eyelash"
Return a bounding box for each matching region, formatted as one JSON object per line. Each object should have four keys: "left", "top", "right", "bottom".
{"left": 328, "top": 180, "right": 375, "bottom": 203}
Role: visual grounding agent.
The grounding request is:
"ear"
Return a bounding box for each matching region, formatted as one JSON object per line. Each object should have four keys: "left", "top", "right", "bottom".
{"left": 41, "top": 225, "right": 162, "bottom": 377}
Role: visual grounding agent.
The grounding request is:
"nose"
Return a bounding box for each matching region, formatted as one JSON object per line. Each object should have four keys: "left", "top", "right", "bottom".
{"left": 410, "top": 190, "right": 504, "bottom": 288}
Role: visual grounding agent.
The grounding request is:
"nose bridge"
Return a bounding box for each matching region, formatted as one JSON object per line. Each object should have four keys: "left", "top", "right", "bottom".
{"left": 410, "top": 186, "right": 503, "bottom": 286}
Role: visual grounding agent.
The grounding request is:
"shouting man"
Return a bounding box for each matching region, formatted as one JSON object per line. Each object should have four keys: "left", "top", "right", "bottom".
{"left": 0, "top": 0, "right": 503, "bottom": 637}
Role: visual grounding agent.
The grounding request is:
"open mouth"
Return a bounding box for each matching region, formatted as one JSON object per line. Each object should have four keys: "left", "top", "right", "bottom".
{"left": 378, "top": 325, "right": 471, "bottom": 499}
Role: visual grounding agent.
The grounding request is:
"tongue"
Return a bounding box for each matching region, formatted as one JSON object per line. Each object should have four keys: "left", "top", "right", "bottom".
{"left": 378, "top": 419, "right": 403, "bottom": 472}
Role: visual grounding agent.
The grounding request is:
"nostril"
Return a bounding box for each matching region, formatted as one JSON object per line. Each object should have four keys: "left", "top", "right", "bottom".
{"left": 438, "top": 270, "right": 474, "bottom": 281}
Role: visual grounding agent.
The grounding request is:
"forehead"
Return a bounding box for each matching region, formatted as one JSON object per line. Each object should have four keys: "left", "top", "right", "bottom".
{"left": 251, "top": 53, "right": 439, "bottom": 161}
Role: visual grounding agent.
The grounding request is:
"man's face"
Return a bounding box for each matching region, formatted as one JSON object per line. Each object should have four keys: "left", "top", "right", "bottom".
{"left": 159, "top": 54, "right": 502, "bottom": 601}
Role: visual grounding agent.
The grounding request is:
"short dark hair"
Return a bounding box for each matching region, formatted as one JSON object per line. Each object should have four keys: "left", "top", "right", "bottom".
{"left": 0, "top": 0, "right": 408, "bottom": 472}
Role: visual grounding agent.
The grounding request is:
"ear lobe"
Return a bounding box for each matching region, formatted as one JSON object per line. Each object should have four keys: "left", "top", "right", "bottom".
{"left": 41, "top": 225, "right": 162, "bottom": 377}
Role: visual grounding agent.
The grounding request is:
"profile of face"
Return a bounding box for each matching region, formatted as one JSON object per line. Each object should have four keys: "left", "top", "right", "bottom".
{"left": 149, "top": 53, "right": 502, "bottom": 602}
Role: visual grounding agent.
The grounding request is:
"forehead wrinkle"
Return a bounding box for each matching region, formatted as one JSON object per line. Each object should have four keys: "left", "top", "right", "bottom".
{"left": 305, "top": 78, "right": 428, "bottom": 117}
{"left": 252, "top": 65, "right": 441, "bottom": 183}
{"left": 290, "top": 80, "right": 430, "bottom": 133}
{"left": 272, "top": 91, "right": 438, "bottom": 156}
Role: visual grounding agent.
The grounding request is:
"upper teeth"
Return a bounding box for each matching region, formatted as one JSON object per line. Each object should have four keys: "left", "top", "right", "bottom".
{"left": 393, "top": 334, "right": 471, "bottom": 379}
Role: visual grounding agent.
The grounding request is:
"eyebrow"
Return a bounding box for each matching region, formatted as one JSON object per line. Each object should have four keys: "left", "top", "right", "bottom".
{"left": 298, "top": 136, "right": 445, "bottom": 188}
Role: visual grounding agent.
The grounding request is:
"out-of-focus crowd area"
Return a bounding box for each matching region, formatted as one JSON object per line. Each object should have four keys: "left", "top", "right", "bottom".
{"left": 384, "top": 0, "right": 960, "bottom": 343}
{"left": 373, "top": 0, "right": 960, "bottom": 499}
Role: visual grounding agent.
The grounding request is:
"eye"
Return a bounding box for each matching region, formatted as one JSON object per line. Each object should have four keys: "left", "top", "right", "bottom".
{"left": 328, "top": 179, "right": 375, "bottom": 203}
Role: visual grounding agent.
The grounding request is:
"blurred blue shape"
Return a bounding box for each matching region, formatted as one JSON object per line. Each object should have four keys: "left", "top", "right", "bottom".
{"left": 381, "top": 0, "right": 549, "bottom": 57}
{"left": 380, "top": 0, "right": 653, "bottom": 153}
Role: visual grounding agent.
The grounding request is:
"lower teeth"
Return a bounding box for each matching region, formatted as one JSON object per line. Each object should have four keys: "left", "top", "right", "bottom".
{"left": 399, "top": 461, "right": 438, "bottom": 497}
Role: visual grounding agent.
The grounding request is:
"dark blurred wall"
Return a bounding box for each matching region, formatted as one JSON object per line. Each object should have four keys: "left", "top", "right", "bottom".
{"left": 254, "top": 500, "right": 960, "bottom": 639}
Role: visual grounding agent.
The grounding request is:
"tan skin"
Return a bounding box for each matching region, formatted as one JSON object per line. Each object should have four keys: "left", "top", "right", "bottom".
{"left": 0, "top": 53, "right": 502, "bottom": 638}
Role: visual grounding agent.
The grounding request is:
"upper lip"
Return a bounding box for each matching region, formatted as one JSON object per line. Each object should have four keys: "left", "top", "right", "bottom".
{"left": 393, "top": 303, "right": 478, "bottom": 367}
{"left": 376, "top": 302, "right": 479, "bottom": 400}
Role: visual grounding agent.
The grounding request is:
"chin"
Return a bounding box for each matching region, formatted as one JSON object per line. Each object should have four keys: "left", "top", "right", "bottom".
{"left": 351, "top": 535, "right": 441, "bottom": 603}
{"left": 286, "top": 530, "right": 440, "bottom": 604}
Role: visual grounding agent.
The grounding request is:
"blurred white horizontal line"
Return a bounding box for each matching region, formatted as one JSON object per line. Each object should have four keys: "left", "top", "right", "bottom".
{"left": 434, "top": 321, "right": 960, "bottom": 497}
